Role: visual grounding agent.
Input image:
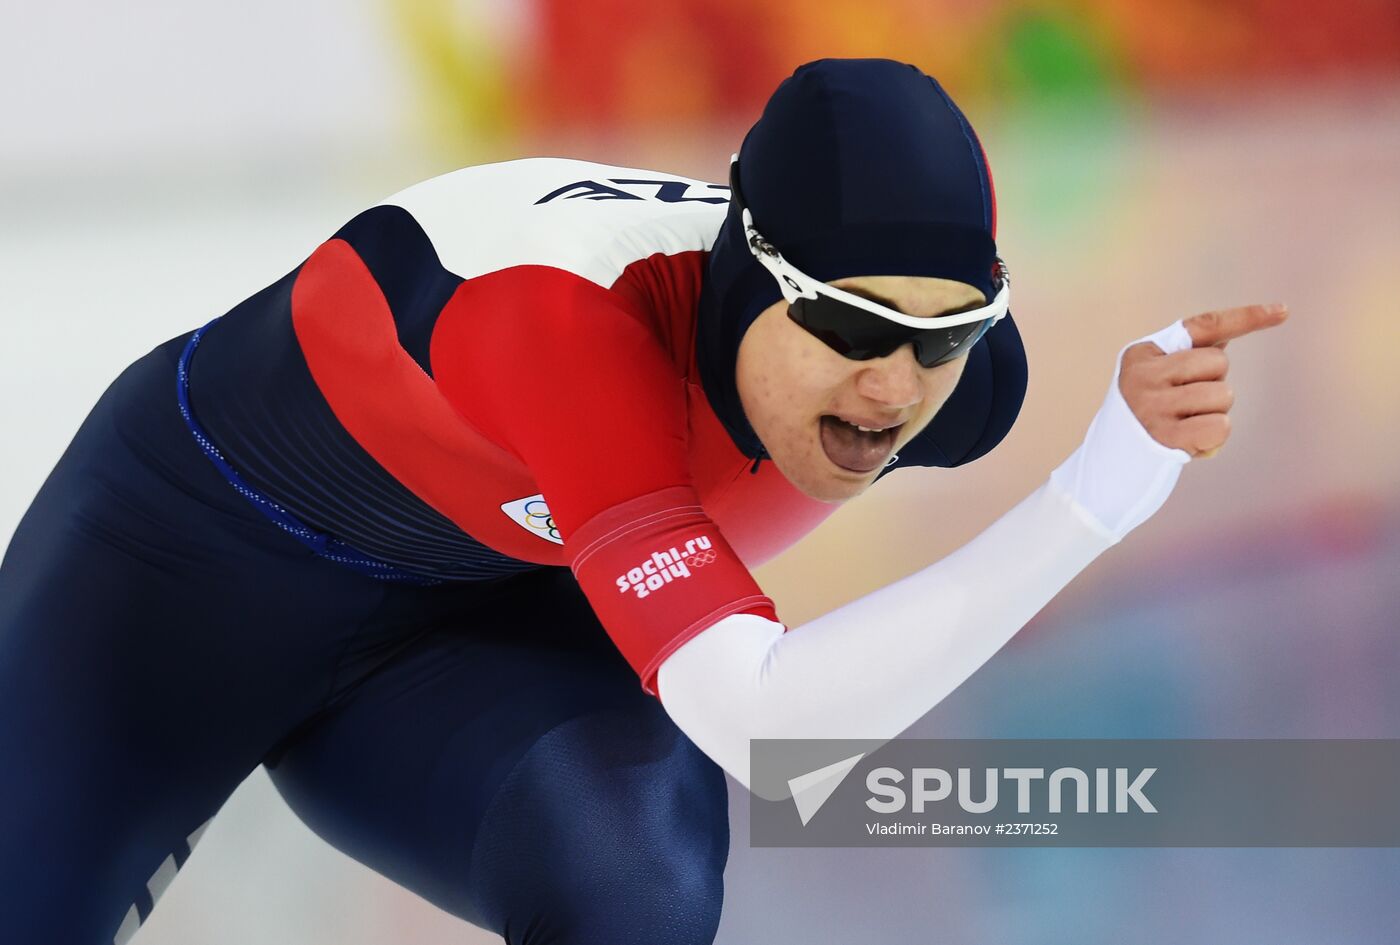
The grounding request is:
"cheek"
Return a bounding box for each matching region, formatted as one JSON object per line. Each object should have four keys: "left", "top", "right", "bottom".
{"left": 741, "top": 315, "right": 846, "bottom": 422}
{"left": 910, "top": 359, "right": 969, "bottom": 425}
{"left": 777, "top": 342, "right": 836, "bottom": 412}
{"left": 930, "top": 361, "right": 965, "bottom": 402}
{"left": 935, "top": 355, "right": 969, "bottom": 396}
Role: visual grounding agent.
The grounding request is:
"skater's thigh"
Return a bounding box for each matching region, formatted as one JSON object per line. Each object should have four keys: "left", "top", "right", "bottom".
{"left": 268, "top": 567, "right": 730, "bottom": 935}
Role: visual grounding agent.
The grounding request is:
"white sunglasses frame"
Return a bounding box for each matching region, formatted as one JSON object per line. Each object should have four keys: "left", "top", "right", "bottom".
{"left": 731, "top": 154, "right": 1011, "bottom": 330}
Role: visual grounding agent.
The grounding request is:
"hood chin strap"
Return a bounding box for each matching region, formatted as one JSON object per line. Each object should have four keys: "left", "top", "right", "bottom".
{"left": 748, "top": 445, "right": 769, "bottom": 475}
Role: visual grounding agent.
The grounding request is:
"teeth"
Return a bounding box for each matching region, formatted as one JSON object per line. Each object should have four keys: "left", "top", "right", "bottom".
{"left": 857, "top": 425, "right": 879, "bottom": 433}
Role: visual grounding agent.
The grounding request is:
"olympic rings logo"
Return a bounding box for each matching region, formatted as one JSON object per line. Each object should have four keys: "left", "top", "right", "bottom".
{"left": 501, "top": 494, "right": 564, "bottom": 545}
{"left": 522, "top": 499, "right": 559, "bottom": 541}
{"left": 684, "top": 549, "right": 717, "bottom": 568}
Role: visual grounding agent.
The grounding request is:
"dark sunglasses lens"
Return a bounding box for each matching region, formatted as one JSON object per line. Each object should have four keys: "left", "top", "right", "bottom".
{"left": 911, "top": 316, "right": 996, "bottom": 367}
{"left": 789, "top": 295, "right": 996, "bottom": 367}
{"left": 788, "top": 296, "right": 904, "bottom": 360}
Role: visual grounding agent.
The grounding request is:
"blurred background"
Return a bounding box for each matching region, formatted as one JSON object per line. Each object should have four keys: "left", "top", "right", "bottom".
{"left": 2, "top": 1, "right": 1397, "bottom": 942}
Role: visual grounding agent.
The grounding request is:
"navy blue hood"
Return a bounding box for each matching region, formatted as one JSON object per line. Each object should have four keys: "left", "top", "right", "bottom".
{"left": 697, "top": 58, "right": 1027, "bottom": 471}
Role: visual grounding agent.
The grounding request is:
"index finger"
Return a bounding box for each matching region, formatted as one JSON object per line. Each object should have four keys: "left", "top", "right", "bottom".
{"left": 1184, "top": 303, "right": 1289, "bottom": 348}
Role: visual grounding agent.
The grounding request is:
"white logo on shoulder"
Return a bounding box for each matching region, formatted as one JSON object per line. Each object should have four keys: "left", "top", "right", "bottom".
{"left": 500, "top": 494, "right": 562, "bottom": 544}
{"left": 615, "top": 535, "right": 716, "bottom": 599}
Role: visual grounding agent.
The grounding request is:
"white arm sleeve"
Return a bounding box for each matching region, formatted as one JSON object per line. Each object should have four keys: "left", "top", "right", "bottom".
{"left": 657, "top": 321, "right": 1194, "bottom": 796}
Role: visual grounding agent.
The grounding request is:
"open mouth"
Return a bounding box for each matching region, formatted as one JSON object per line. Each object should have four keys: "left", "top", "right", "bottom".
{"left": 819, "top": 415, "right": 902, "bottom": 474}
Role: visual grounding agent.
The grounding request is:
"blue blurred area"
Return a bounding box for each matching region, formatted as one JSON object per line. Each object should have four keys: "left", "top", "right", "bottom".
{"left": 983, "top": 506, "right": 1400, "bottom": 741}
{"left": 723, "top": 507, "right": 1400, "bottom": 944}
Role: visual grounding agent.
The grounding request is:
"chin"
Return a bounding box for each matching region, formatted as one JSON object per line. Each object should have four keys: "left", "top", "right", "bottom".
{"left": 763, "top": 437, "right": 880, "bottom": 503}
{"left": 794, "top": 467, "right": 876, "bottom": 504}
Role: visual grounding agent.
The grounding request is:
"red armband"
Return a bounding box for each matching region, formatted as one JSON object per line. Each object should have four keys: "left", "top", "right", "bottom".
{"left": 568, "top": 485, "right": 776, "bottom": 695}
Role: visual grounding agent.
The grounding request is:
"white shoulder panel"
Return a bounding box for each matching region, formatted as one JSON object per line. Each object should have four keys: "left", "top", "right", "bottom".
{"left": 377, "top": 157, "right": 730, "bottom": 287}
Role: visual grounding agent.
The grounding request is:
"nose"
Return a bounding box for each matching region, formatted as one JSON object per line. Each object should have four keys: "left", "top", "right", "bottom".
{"left": 853, "top": 344, "right": 924, "bottom": 409}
